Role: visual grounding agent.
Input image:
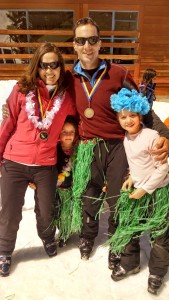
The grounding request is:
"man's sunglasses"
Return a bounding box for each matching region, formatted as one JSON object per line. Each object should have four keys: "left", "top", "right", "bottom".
{"left": 39, "top": 61, "right": 60, "bottom": 70}
{"left": 74, "top": 36, "right": 100, "bottom": 46}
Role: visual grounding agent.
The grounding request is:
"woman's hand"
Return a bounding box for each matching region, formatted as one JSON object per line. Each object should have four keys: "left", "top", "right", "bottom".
{"left": 2, "top": 104, "right": 9, "bottom": 119}
{"left": 151, "top": 136, "right": 169, "bottom": 164}
{"left": 122, "top": 175, "right": 133, "bottom": 191}
{"left": 129, "top": 188, "right": 146, "bottom": 199}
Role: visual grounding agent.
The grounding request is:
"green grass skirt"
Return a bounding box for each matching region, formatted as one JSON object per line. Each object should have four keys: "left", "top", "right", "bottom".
{"left": 57, "top": 188, "right": 73, "bottom": 242}
{"left": 52, "top": 140, "right": 97, "bottom": 240}
{"left": 71, "top": 139, "right": 97, "bottom": 233}
{"left": 108, "top": 185, "right": 169, "bottom": 254}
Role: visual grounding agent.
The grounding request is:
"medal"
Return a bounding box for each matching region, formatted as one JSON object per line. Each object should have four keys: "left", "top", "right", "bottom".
{"left": 81, "top": 67, "right": 107, "bottom": 119}
{"left": 84, "top": 107, "right": 95, "bottom": 118}
{"left": 39, "top": 131, "right": 49, "bottom": 141}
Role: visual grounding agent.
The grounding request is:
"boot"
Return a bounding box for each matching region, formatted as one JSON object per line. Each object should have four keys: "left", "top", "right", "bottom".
{"left": 108, "top": 251, "right": 121, "bottom": 270}
{"left": 148, "top": 274, "right": 163, "bottom": 295}
{"left": 79, "top": 238, "right": 94, "bottom": 260}
{"left": 0, "top": 255, "right": 12, "bottom": 277}
{"left": 58, "top": 239, "right": 67, "bottom": 248}
{"left": 42, "top": 240, "right": 57, "bottom": 257}
{"left": 111, "top": 263, "right": 140, "bottom": 281}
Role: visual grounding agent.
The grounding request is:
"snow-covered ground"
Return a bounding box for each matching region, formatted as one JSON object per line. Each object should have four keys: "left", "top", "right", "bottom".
{"left": 0, "top": 188, "right": 169, "bottom": 300}
{"left": 0, "top": 80, "right": 17, "bottom": 121}
{"left": 0, "top": 81, "right": 169, "bottom": 300}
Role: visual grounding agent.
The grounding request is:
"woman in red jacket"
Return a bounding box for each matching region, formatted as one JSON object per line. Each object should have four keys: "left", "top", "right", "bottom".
{"left": 0, "top": 42, "right": 76, "bottom": 276}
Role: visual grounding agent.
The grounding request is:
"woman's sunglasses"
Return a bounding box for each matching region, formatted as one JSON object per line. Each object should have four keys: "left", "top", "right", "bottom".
{"left": 74, "top": 36, "right": 100, "bottom": 46}
{"left": 39, "top": 61, "right": 60, "bottom": 70}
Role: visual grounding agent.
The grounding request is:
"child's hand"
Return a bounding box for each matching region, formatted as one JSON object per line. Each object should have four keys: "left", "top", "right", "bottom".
{"left": 29, "top": 182, "right": 36, "bottom": 190}
{"left": 122, "top": 176, "right": 133, "bottom": 191}
{"left": 102, "top": 185, "right": 107, "bottom": 193}
{"left": 129, "top": 188, "right": 146, "bottom": 199}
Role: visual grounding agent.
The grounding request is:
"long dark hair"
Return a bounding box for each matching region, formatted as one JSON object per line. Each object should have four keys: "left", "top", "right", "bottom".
{"left": 142, "top": 68, "right": 156, "bottom": 84}
{"left": 18, "top": 43, "right": 67, "bottom": 95}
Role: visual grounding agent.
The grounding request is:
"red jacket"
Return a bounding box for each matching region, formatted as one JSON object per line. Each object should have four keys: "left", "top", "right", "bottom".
{"left": 69, "top": 61, "right": 138, "bottom": 140}
{"left": 0, "top": 80, "right": 76, "bottom": 165}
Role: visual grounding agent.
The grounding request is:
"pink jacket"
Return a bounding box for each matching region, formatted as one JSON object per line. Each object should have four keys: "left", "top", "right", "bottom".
{"left": 0, "top": 80, "right": 76, "bottom": 165}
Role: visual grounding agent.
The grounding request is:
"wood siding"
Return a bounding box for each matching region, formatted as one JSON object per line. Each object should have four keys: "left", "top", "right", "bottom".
{"left": 0, "top": 0, "right": 169, "bottom": 95}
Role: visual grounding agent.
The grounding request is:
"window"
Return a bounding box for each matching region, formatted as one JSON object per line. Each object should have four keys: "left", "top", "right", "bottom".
{"left": 89, "top": 10, "right": 139, "bottom": 64}
{"left": 0, "top": 9, "right": 74, "bottom": 64}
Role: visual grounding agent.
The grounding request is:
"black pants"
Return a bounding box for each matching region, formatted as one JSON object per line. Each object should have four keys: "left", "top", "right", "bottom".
{"left": 80, "top": 139, "right": 128, "bottom": 240}
{"left": 0, "top": 159, "right": 58, "bottom": 255}
{"left": 120, "top": 229, "right": 169, "bottom": 277}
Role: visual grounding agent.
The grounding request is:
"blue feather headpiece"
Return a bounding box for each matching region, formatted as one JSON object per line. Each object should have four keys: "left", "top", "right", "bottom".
{"left": 110, "top": 88, "right": 150, "bottom": 115}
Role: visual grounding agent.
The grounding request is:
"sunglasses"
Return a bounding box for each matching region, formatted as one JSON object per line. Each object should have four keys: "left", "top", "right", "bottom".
{"left": 39, "top": 61, "right": 60, "bottom": 70}
{"left": 74, "top": 36, "right": 100, "bottom": 46}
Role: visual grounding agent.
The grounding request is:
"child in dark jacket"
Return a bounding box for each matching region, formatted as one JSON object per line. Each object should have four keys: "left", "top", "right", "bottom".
{"left": 55, "top": 116, "right": 78, "bottom": 246}
{"left": 29, "top": 115, "right": 79, "bottom": 246}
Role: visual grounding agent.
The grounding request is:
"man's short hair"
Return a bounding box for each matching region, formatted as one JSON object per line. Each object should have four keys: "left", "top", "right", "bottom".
{"left": 73, "top": 17, "right": 100, "bottom": 36}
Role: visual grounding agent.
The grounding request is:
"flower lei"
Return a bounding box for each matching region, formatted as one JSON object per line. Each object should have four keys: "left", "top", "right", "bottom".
{"left": 25, "top": 90, "right": 65, "bottom": 129}
{"left": 57, "top": 158, "right": 72, "bottom": 186}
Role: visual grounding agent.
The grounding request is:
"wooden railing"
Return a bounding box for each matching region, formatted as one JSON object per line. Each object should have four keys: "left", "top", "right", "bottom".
{"left": 0, "top": 29, "right": 140, "bottom": 82}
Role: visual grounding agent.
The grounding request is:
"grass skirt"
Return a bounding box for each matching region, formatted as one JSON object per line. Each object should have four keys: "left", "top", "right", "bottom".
{"left": 52, "top": 140, "right": 97, "bottom": 240}
{"left": 71, "top": 139, "right": 97, "bottom": 233}
{"left": 108, "top": 185, "right": 169, "bottom": 254}
{"left": 57, "top": 188, "right": 73, "bottom": 242}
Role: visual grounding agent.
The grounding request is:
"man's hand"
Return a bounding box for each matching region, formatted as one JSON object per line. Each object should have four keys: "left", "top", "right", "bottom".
{"left": 151, "top": 136, "right": 169, "bottom": 164}
{"left": 28, "top": 182, "right": 36, "bottom": 190}
{"left": 129, "top": 188, "right": 146, "bottom": 199}
{"left": 122, "top": 175, "right": 133, "bottom": 191}
{"left": 2, "top": 104, "right": 9, "bottom": 119}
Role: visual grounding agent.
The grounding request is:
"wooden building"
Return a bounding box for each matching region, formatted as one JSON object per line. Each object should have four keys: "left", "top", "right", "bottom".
{"left": 0, "top": 0, "right": 169, "bottom": 95}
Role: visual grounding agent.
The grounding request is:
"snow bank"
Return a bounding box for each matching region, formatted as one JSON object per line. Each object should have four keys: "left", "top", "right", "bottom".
{"left": 0, "top": 80, "right": 17, "bottom": 121}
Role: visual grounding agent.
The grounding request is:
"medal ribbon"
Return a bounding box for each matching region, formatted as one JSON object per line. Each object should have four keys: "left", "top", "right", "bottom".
{"left": 37, "top": 84, "right": 58, "bottom": 120}
{"left": 81, "top": 66, "right": 107, "bottom": 104}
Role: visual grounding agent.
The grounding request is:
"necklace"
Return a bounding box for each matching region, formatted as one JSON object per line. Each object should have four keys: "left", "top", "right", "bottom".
{"left": 25, "top": 89, "right": 65, "bottom": 139}
{"left": 81, "top": 66, "right": 107, "bottom": 119}
{"left": 37, "top": 84, "right": 58, "bottom": 120}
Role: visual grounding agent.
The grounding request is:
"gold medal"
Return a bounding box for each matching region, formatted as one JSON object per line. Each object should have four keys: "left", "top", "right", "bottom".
{"left": 84, "top": 107, "right": 95, "bottom": 118}
{"left": 81, "top": 68, "right": 106, "bottom": 120}
{"left": 39, "top": 131, "right": 48, "bottom": 141}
